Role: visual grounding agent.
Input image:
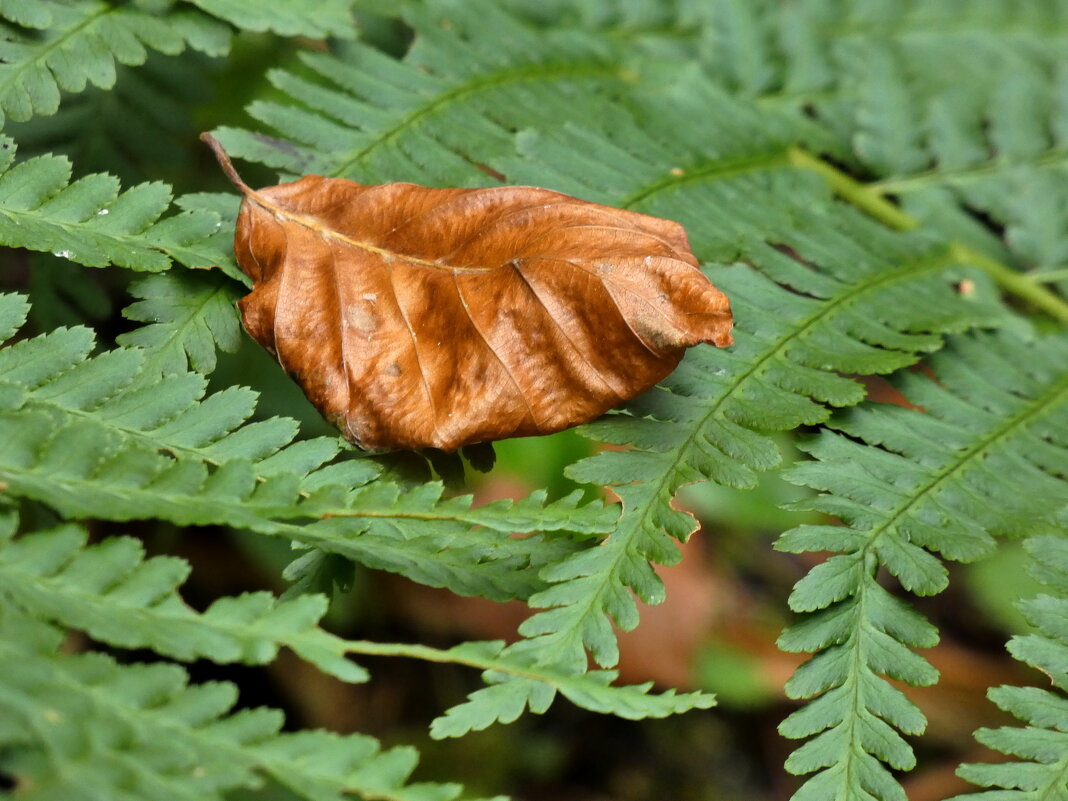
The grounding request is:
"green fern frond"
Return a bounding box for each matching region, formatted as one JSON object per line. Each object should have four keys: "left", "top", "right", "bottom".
{"left": 185, "top": 0, "right": 355, "bottom": 38}
{"left": 0, "top": 137, "right": 235, "bottom": 276}
{"left": 0, "top": 506, "right": 715, "bottom": 740}
{"left": 676, "top": 0, "right": 1068, "bottom": 284}
{"left": 0, "top": 292, "right": 611, "bottom": 601}
{"left": 0, "top": 412, "right": 602, "bottom": 600}
{"left": 952, "top": 534, "right": 1068, "bottom": 800}
{"left": 118, "top": 270, "right": 243, "bottom": 377}
{"left": 0, "top": 613, "right": 492, "bottom": 801}
{"left": 211, "top": 0, "right": 638, "bottom": 185}
{"left": 0, "top": 297, "right": 297, "bottom": 466}
{"left": 430, "top": 658, "right": 714, "bottom": 740}
{"left": 483, "top": 84, "right": 1007, "bottom": 671}
{"left": 0, "top": 0, "right": 231, "bottom": 126}
{"left": 6, "top": 50, "right": 215, "bottom": 187}
{"left": 0, "top": 514, "right": 364, "bottom": 682}
{"left": 510, "top": 0, "right": 1068, "bottom": 297}
{"left": 777, "top": 330, "right": 1068, "bottom": 801}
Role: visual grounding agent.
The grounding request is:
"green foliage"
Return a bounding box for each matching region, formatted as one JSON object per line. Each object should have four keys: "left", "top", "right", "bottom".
{"left": 954, "top": 535, "right": 1068, "bottom": 800}
{"left": 0, "top": 613, "right": 492, "bottom": 801}
{"left": 693, "top": 0, "right": 1068, "bottom": 279}
{"left": 2, "top": 0, "right": 1068, "bottom": 799}
{"left": 211, "top": 0, "right": 638, "bottom": 185}
{"left": 0, "top": 295, "right": 613, "bottom": 601}
{"left": 496, "top": 90, "right": 1007, "bottom": 673}
{"left": 0, "top": 0, "right": 230, "bottom": 126}
{"left": 777, "top": 330, "right": 1068, "bottom": 799}
{"left": 0, "top": 509, "right": 713, "bottom": 749}
{"left": 505, "top": 0, "right": 1068, "bottom": 293}
{"left": 7, "top": 51, "right": 216, "bottom": 187}
{"left": 118, "top": 270, "right": 244, "bottom": 376}
{"left": 185, "top": 0, "right": 356, "bottom": 39}
{"left": 0, "top": 137, "right": 234, "bottom": 273}
{"left": 0, "top": 513, "right": 364, "bottom": 682}
{"left": 783, "top": 0, "right": 1068, "bottom": 295}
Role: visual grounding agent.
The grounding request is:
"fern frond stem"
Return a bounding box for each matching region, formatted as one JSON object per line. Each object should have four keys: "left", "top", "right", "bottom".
{"left": 201, "top": 133, "right": 252, "bottom": 194}
{"left": 842, "top": 576, "right": 874, "bottom": 794}
{"left": 1027, "top": 268, "right": 1068, "bottom": 283}
{"left": 867, "top": 148, "right": 1068, "bottom": 195}
{"left": 787, "top": 147, "right": 918, "bottom": 232}
{"left": 0, "top": 459, "right": 580, "bottom": 532}
{"left": 949, "top": 243, "right": 1068, "bottom": 324}
{"left": 788, "top": 147, "right": 1068, "bottom": 324}
{"left": 755, "top": 89, "right": 838, "bottom": 108}
{"left": 345, "top": 640, "right": 563, "bottom": 684}
{"left": 329, "top": 62, "right": 619, "bottom": 179}
{"left": 604, "top": 23, "right": 703, "bottom": 42}
{"left": 618, "top": 150, "right": 792, "bottom": 209}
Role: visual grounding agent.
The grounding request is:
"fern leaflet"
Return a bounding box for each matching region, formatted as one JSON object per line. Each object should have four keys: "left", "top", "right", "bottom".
{"left": 0, "top": 613, "right": 493, "bottom": 801}
{"left": 186, "top": 0, "right": 355, "bottom": 38}
{"left": 212, "top": 0, "right": 637, "bottom": 186}
{"left": 954, "top": 534, "right": 1068, "bottom": 800}
{"left": 430, "top": 655, "right": 714, "bottom": 739}
{"left": 0, "top": 0, "right": 230, "bottom": 125}
{"left": 777, "top": 330, "right": 1068, "bottom": 801}
{"left": 118, "top": 270, "right": 243, "bottom": 377}
{"left": 0, "top": 513, "right": 364, "bottom": 682}
{"left": 0, "top": 137, "right": 235, "bottom": 275}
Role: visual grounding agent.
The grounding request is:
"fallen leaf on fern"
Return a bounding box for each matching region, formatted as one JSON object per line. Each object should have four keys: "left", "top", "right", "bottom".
{"left": 202, "top": 134, "right": 733, "bottom": 451}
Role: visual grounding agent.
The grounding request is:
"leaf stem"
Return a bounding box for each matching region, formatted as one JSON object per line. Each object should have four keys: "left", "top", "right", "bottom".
{"left": 343, "top": 639, "right": 572, "bottom": 686}
{"left": 1027, "top": 267, "right": 1068, "bottom": 284}
{"left": 949, "top": 243, "right": 1068, "bottom": 324}
{"left": 200, "top": 133, "right": 253, "bottom": 195}
{"left": 788, "top": 147, "right": 918, "bottom": 233}
{"left": 787, "top": 147, "right": 1068, "bottom": 325}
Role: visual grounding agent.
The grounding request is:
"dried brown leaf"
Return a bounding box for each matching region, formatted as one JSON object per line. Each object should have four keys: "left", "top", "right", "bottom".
{"left": 202, "top": 134, "right": 733, "bottom": 452}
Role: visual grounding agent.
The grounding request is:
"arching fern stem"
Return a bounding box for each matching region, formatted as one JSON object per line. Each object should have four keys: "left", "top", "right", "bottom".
{"left": 787, "top": 147, "right": 1068, "bottom": 325}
